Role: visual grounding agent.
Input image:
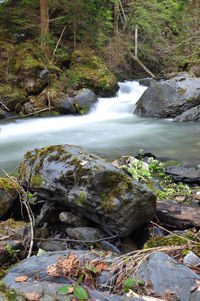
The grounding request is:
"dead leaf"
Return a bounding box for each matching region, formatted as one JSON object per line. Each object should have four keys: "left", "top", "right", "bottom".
{"left": 25, "top": 292, "right": 39, "bottom": 301}
{"left": 95, "top": 262, "right": 109, "bottom": 273}
{"left": 15, "top": 275, "right": 28, "bottom": 283}
{"left": 175, "top": 196, "right": 186, "bottom": 202}
{"left": 68, "top": 287, "right": 74, "bottom": 294}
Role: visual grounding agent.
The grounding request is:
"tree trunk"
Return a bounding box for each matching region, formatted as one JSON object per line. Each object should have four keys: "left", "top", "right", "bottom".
{"left": 40, "top": 0, "right": 49, "bottom": 55}
{"left": 114, "top": 0, "right": 120, "bottom": 35}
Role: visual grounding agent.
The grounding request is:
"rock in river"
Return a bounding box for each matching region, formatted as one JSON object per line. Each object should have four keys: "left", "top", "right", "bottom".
{"left": 174, "top": 104, "right": 200, "bottom": 122}
{"left": 18, "top": 145, "right": 156, "bottom": 237}
{"left": 135, "top": 72, "right": 200, "bottom": 118}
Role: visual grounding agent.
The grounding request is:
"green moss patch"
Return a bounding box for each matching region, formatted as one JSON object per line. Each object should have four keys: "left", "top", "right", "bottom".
{"left": 66, "top": 49, "right": 118, "bottom": 95}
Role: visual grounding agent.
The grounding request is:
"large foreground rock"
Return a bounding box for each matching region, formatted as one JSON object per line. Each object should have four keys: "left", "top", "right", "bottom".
{"left": 18, "top": 145, "right": 156, "bottom": 237}
{"left": 174, "top": 104, "right": 200, "bottom": 122}
{"left": 137, "top": 252, "right": 200, "bottom": 301}
{"left": 2, "top": 250, "right": 144, "bottom": 301}
{"left": 135, "top": 73, "right": 200, "bottom": 118}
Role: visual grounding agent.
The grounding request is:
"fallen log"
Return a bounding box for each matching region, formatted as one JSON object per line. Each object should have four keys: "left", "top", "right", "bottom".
{"left": 156, "top": 200, "right": 200, "bottom": 229}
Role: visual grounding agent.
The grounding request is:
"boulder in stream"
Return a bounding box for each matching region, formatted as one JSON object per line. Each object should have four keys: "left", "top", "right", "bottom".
{"left": 174, "top": 104, "right": 200, "bottom": 122}
{"left": 135, "top": 72, "right": 200, "bottom": 118}
{"left": 18, "top": 145, "right": 156, "bottom": 237}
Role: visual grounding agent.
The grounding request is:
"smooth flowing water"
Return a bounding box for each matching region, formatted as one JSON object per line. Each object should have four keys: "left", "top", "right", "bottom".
{"left": 0, "top": 80, "right": 200, "bottom": 172}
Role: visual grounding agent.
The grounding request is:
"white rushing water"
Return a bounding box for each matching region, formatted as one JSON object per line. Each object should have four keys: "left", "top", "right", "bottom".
{"left": 0, "top": 80, "right": 200, "bottom": 172}
{"left": 0, "top": 81, "right": 146, "bottom": 140}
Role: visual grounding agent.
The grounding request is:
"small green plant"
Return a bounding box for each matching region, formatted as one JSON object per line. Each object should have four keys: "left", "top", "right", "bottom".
{"left": 121, "top": 157, "right": 192, "bottom": 201}
{"left": 121, "top": 160, "right": 152, "bottom": 182}
{"left": 123, "top": 277, "right": 144, "bottom": 293}
{"left": 6, "top": 245, "right": 19, "bottom": 258}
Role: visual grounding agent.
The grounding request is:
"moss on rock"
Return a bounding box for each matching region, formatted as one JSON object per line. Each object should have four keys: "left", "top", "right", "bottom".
{"left": 66, "top": 49, "right": 118, "bottom": 96}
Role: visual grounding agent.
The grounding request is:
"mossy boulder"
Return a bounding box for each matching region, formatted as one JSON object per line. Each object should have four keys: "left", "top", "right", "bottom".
{"left": 18, "top": 145, "right": 156, "bottom": 237}
{"left": 0, "top": 84, "right": 27, "bottom": 111}
{"left": 66, "top": 49, "right": 119, "bottom": 96}
{"left": 0, "top": 178, "right": 18, "bottom": 219}
{"left": 13, "top": 42, "right": 49, "bottom": 95}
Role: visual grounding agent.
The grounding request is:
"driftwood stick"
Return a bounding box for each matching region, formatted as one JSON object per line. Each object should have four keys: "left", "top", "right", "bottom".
{"left": 0, "top": 101, "right": 10, "bottom": 112}
{"left": 51, "top": 25, "right": 66, "bottom": 64}
{"left": 129, "top": 52, "right": 155, "bottom": 78}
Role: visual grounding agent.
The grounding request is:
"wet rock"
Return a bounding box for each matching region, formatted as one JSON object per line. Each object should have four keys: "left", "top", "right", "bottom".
{"left": 66, "top": 227, "right": 104, "bottom": 241}
{"left": 3, "top": 250, "right": 143, "bottom": 301}
{"left": 0, "top": 219, "right": 29, "bottom": 264}
{"left": 0, "top": 178, "right": 18, "bottom": 219}
{"left": 56, "top": 96, "right": 77, "bottom": 114}
{"left": 137, "top": 252, "right": 200, "bottom": 301}
{"left": 0, "top": 109, "right": 13, "bottom": 119}
{"left": 138, "top": 77, "right": 157, "bottom": 87}
{"left": 18, "top": 145, "right": 156, "bottom": 237}
{"left": 39, "top": 240, "right": 67, "bottom": 252}
{"left": 135, "top": 72, "right": 200, "bottom": 118}
{"left": 183, "top": 251, "right": 200, "bottom": 267}
{"left": 73, "top": 88, "right": 98, "bottom": 114}
{"left": 165, "top": 166, "right": 200, "bottom": 184}
{"left": 156, "top": 200, "right": 200, "bottom": 229}
{"left": 59, "top": 212, "right": 87, "bottom": 227}
{"left": 174, "top": 104, "right": 200, "bottom": 122}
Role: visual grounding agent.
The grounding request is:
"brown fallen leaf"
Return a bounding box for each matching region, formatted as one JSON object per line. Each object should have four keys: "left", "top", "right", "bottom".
{"left": 15, "top": 275, "right": 28, "bottom": 283}
{"left": 25, "top": 292, "right": 39, "bottom": 301}
{"left": 95, "top": 262, "right": 109, "bottom": 273}
{"left": 68, "top": 287, "right": 74, "bottom": 294}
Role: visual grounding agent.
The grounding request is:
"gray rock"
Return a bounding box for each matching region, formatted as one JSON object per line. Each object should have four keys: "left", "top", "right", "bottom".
{"left": 183, "top": 251, "right": 200, "bottom": 267}
{"left": 74, "top": 88, "right": 98, "bottom": 114}
{"left": 66, "top": 227, "right": 104, "bottom": 241}
{"left": 138, "top": 77, "right": 157, "bottom": 87}
{"left": 56, "top": 96, "right": 77, "bottom": 115}
{"left": 39, "top": 240, "right": 67, "bottom": 252}
{"left": 137, "top": 252, "right": 200, "bottom": 301}
{"left": 165, "top": 166, "right": 200, "bottom": 184}
{"left": 23, "top": 102, "right": 34, "bottom": 114}
{"left": 0, "top": 219, "right": 29, "bottom": 264}
{"left": 18, "top": 145, "right": 156, "bottom": 237}
{"left": 0, "top": 178, "right": 18, "bottom": 219}
{"left": 174, "top": 104, "right": 200, "bottom": 122}
{"left": 59, "top": 211, "right": 87, "bottom": 227}
{"left": 3, "top": 250, "right": 143, "bottom": 301}
{"left": 135, "top": 72, "right": 200, "bottom": 118}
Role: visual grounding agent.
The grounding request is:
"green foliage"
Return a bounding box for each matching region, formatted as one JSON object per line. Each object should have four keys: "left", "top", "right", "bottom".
{"left": 121, "top": 157, "right": 192, "bottom": 201}
{"left": 74, "top": 286, "right": 88, "bottom": 300}
{"left": 57, "top": 285, "right": 70, "bottom": 295}
{"left": 123, "top": 277, "right": 135, "bottom": 293}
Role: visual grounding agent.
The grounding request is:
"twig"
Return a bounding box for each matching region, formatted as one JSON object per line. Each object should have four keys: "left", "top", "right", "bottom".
{"left": 51, "top": 25, "right": 66, "bottom": 64}
{"left": 150, "top": 221, "right": 200, "bottom": 245}
{"left": 127, "top": 290, "right": 165, "bottom": 301}
{"left": 5, "top": 106, "right": 55, "bottom": 121}
{"left": 0, "top": 101, "right": 10, "bottom": 112}
{"left": 0, "top": 235, "right": 10, "bottom": 241}
{"left": 47, "top": 91, "right": 51, "bottom": 110}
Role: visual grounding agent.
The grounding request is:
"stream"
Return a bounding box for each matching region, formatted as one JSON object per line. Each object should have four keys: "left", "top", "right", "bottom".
{"left": 0, "top": 80, "right": 200, "bottom": 173}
